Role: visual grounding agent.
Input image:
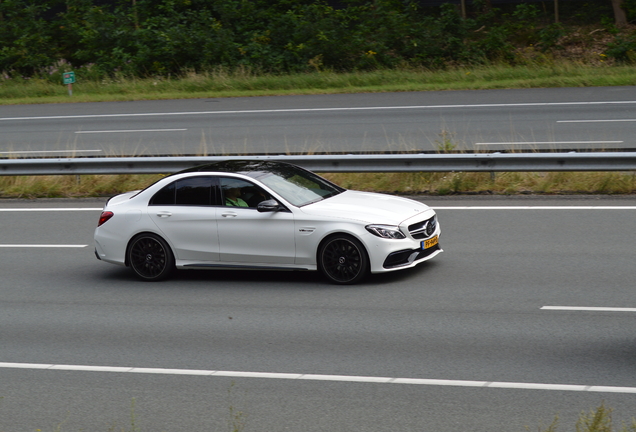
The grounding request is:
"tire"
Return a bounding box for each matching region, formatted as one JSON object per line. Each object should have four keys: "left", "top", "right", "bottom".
{"left": 318, "top": 235, "right": 369, "bottom": 285}
{"left": 127, "top": 233, "right": 175, "bottom": 281}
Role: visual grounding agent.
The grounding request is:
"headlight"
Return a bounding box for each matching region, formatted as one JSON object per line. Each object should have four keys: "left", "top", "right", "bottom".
{"left": 366, "top": 224, "right": 406, "bottom": 239}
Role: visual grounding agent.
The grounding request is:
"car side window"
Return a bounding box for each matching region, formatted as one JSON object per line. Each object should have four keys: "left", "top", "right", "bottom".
{"left": 220, "top": 177, "right": 271, "bottom": 208}
{"left": 150, "top": 177, "right": 219, "bottom": 206}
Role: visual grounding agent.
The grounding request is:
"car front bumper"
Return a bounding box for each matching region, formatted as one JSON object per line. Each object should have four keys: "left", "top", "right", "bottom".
{"left": 382, "top": 241, "right": 442, "bottom": 269}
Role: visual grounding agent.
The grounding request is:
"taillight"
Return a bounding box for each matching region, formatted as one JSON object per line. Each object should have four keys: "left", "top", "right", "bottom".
{"left": 97, "top": 211, "right": 114, "bottom": 227}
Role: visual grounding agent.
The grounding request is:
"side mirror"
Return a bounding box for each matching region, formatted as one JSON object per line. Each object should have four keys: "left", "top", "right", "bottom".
{"left": 257, "top": 199, "right": 281, "bottom": 213}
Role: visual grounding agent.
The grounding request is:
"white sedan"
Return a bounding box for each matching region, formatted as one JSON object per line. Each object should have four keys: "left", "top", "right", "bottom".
{"left": 94, "top": 160, "right": 442, "bottom": 284}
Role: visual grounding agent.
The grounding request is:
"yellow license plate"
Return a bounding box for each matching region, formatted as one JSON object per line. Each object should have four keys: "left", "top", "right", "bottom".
{"left": 422, "top": 235, "right": 439, "bottom": 249}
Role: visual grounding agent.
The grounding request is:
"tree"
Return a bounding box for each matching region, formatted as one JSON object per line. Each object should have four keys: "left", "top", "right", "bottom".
{"left": 611, "top": 0, "right": 628, "bottom": 26}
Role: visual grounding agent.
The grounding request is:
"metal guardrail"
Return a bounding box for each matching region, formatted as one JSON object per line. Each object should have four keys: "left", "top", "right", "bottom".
{"left": 2, "top": 152, "right": 636, "bottom": 175}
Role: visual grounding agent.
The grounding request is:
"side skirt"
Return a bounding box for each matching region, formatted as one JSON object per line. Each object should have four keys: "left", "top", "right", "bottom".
{"left": 181, "top": 263, "right": 311, "bottom": 271}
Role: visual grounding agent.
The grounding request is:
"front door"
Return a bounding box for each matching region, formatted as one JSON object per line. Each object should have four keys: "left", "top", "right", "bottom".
{"left": 217, "top": 177, "right": 295, "bottom": 264}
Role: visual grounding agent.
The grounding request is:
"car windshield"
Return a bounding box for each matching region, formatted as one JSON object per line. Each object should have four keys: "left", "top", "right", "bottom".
{"left": 248, "top": 165, "right": 344, "bottom": 207}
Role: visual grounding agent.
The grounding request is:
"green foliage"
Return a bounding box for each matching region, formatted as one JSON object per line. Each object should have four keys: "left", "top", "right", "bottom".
{"left": 606, "top": 33, "right": 636, "bottom": 63}
{"left": 567, "top": 0, "right": 613, "bottom": 24}
{"left": 623, "top": 0, "right": 636, "bottom": 21}
{"left": 538, "top": 23, "right": 566, "bottom": 50}
{"left": 0, "top": 1, "right": 58, "bottom": 75}
{"left": 0, "top": 0, "right": 627, "bottom": 78}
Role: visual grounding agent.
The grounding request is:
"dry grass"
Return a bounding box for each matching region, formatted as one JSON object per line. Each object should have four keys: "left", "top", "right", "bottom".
{"left": 0, "top": 174, "right": 163, "bottom": 199}
{"left": 323, "top": 171, "right": 636, "bottom": 195}
{"left": 1, "top": 171, "right": 635, "bottom": 199}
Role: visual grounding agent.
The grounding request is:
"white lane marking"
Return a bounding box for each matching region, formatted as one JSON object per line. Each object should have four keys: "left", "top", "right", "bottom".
{"left": 75, "top": 129, "right": 187, "bottom": 134}
{"left": 0, "top": 362, "right": 634, "bottom": 393}
{"left": 542, "top": 306, "right": 636, "bottom": 312}
{"left": 431, "top": 206, "right": 636, "bottom": 210}
{"left": 0, "top": 244, "right": 87, "bottom": 248}
{"left": 0, "top": 150, "right": 102, "bottom": 155}
{"left": 558, "top": 119, "right": 636, "bottom": 123}
{"left": 3, "top": 101, "right": 636, "bottom": 121}
{"left": 0, "top": 208, "right": 102, "bottom": 212}
{"left": 475, "top": 141, "right": 623, "bottom": 145}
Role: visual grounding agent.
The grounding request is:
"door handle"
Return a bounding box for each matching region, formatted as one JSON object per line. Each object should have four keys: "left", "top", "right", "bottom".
{"left": 221, "top": 212, "right": 237, "bottom": 218}
{"left": 156, "top": 211, "right": 172, "bottom": 218}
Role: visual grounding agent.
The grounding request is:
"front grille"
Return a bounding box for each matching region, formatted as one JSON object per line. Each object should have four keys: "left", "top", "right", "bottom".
{"left": 408, "top": 215, "right": 437, "bottom": 239}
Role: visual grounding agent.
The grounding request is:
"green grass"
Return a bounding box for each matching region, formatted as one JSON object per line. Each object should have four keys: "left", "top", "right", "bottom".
{"left": 1, "top": 63, "right": 635, "bottom": 105}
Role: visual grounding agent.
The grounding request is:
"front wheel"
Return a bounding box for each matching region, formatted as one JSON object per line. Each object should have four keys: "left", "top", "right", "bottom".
{"left": 318, "top": 235, "right": 369, "bottom": 284}
{"left": 127, "top": 233, "right": 175, "bottom": 281}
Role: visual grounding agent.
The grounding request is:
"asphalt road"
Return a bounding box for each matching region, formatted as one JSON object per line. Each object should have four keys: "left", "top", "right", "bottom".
{"left": 2, "top": 86, "right": 636, "bottom": 156}
{"left": 1, "top": 195, "right": 635, "bottom": 431}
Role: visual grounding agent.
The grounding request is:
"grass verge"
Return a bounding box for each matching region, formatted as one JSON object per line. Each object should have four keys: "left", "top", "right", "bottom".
{"left": 1, "top": 63, "right": 636, "bottom": 105}
{"left": 326, "top": 171, "right": 636, "bottom": 195}
{"left": 1, "top": 171, "right": 635, "bottom": 199}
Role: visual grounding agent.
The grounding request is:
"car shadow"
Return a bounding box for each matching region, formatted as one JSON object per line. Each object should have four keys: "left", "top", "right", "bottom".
{"left": 364, "top": 260, "right": 440, "bottom": 286}
{"left": 178, "top": 268, "right": 324, "bottom": 284}
{"left": 97, "top": 260, "right": 439, "bottom": 288}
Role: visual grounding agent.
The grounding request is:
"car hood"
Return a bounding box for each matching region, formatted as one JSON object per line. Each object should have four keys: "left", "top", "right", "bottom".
{"left": 299, "top": 190, "right": 432, "bottom": 224}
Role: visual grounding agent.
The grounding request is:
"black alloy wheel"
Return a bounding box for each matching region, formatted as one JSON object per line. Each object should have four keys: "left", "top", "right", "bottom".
{"left": 128, "top": 233, "right": 175, "bottom": 281}
{"left": 318, "top": 235, "right": 369, "bottom": 284}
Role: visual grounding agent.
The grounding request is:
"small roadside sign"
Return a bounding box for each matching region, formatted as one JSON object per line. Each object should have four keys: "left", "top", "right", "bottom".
{"left": 62, "top": 71, "right": 75, "bottom": 96}
{"left": 62, "top": 71, "right": 75, "bottom": 84}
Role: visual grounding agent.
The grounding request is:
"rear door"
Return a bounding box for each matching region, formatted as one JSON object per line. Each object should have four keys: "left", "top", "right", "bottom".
{"left": 148, "top": 176, "right": 221, "bottom": 262}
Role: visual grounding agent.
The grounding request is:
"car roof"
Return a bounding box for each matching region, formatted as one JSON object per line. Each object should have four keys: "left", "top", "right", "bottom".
{"left": 174, "top": 160, "right": 306, "bottom": 180}
{"left": 179, "top": 160, "right": 290, "bottom": 173}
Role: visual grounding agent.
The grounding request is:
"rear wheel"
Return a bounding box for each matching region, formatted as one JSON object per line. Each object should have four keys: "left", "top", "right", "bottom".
{"left": 318, "top": 235, "right": 369, "bottom": 284}
{"left": 128, "top": 233, "right": 174, "bottom": 281}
